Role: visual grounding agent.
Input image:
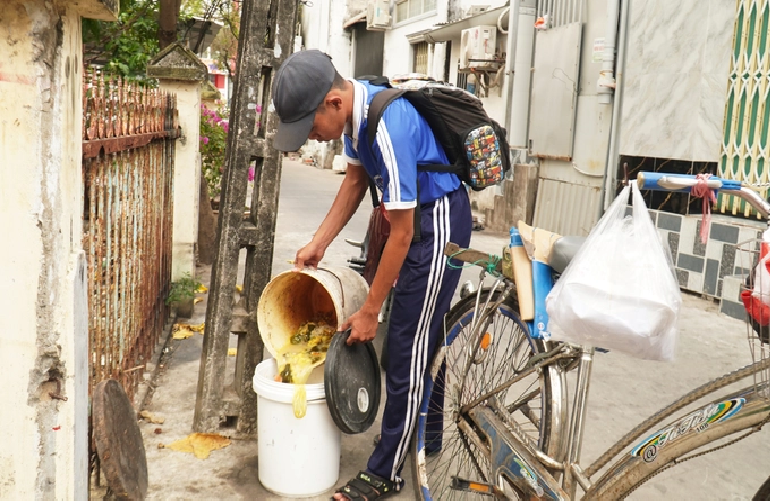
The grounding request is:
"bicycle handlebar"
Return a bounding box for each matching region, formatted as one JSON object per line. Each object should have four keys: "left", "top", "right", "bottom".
{"left": 636, "top": 172, "right": 742, "bottom": 192}
{"left": 636, "top": 171, "right": 770, "bottom": 219}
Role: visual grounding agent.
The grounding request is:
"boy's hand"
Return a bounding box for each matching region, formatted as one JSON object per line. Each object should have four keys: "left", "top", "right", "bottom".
{"left": 341, "top": 307, "right": 379, "bottom": 345}
{"left": 294, "top": 241, "right": 326, "bottom": 270}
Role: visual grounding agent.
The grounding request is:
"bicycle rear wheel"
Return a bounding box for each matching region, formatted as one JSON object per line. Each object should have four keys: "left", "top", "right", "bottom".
{"left": 412, "top": 290, "right": 565, "bottom": 500}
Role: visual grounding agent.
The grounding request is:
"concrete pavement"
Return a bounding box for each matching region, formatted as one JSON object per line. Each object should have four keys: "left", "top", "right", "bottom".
{"left": 137, "top": 161, "right": 770, "bottom": 500}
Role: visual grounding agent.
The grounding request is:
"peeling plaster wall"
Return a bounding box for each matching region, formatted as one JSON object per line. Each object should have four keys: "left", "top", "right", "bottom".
{"left": 0, "top": 1, "right": 88, "bottom": 498}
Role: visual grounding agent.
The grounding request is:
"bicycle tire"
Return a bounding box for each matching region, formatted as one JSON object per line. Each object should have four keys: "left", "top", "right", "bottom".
{"left": 586, "top": 373, "right": 770, "bottom": 500}
{"left": 411, "top": 290, "right": 566, "bottom": 500}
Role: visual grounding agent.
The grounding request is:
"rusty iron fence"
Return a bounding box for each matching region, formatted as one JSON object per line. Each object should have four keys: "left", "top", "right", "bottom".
{"left": 82, "top": 67, "right": 179, "bottom": 402}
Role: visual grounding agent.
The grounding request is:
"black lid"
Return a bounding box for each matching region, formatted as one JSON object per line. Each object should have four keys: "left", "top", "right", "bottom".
{"left": 324, "top": 329, "right": 381, "bottom": 434}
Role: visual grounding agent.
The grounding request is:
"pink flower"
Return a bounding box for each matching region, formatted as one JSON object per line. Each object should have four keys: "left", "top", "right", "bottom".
{"left": 214, "top": 115, "right": 222, "bottom": 123}
{"left": 201, "top": 136, "right": 209, "bottom": 145}
{"left": 223, "top": 122, "right": 229, "bottom": 133}
{"left": 248, "top": 165, "right": 255, "bottom": 182}
{"left": 256, "top": 105, "right": 263, "bottom": 113}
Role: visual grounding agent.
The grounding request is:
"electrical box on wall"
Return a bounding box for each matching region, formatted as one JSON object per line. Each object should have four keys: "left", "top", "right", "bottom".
{"left": 366, "top": 0, "right": 391, "bottom": 30}
{"left": 459, "top": 25, "right": 497, "bottom": 70}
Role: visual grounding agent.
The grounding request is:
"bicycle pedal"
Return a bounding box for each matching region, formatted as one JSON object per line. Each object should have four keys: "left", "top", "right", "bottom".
{"left": 450, "top": 477, "right": 499, "bottom": 497}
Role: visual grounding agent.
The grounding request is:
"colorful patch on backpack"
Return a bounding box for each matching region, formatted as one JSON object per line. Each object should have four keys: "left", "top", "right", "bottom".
{"left": 464, "top": 125, "right": 503, "bottom": 188}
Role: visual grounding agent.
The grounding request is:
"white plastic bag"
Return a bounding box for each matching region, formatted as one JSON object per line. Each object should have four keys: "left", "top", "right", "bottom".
{"left": 545, "top": 182, "right": 682, "bottom": 361}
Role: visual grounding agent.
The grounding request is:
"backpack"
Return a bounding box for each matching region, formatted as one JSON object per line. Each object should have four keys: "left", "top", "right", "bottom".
{"left": 363, "top": 76, "right": 511, "bottom": 192}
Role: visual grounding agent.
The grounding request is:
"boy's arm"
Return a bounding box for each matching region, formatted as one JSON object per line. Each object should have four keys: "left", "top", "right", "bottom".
{"left": 342, "top": 207, "right": 412, "bottom": 344}
{"left": 343, "top": 100, "right": 420, "bottom": 344}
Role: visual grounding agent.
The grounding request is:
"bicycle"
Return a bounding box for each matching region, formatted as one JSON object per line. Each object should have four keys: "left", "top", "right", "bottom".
{"left": 411, "top": 171, "right": 770, "bottom": 500}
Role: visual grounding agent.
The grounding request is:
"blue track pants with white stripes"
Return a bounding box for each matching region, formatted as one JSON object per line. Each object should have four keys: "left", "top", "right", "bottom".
{"left": 366, "top": 187, "right": 472, "bottom": 482}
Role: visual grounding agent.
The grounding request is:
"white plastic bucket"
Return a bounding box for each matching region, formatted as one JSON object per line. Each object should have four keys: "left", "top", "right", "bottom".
{"left": 253, "top": 359, "right": 341, "bottom": 497}
{"left": 256, "top": 266, "right": 369, "bottom": 359}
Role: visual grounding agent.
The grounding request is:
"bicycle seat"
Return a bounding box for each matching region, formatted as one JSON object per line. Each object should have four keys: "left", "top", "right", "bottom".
{"left": 548, "top": 236, "right": 586, "bottom": 274}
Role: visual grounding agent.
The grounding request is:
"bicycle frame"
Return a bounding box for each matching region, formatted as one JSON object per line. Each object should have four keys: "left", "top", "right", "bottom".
{"left": 455, "top": 172, "right": 770, "bottom": 500}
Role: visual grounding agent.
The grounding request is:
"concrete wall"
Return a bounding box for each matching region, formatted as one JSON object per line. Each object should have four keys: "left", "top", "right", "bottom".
{"left": 300, "top": 0, "right": 354, "bottom": 163}
{"left": 0, "top": 1, "right": 103, "bottom": 498}
{"left": 164, "top": 81, "right": 202, "bottom": 281}
{"left": 531, "top": 0, "right": 614, "bottom": 236}
{"left": 383, "top": 0, "right": 508, "bottom": 77}
{"left": 301, "top": 0, "right": 352, "bottom": 75}
{"left": 619, "top": 0, "right": 733, "bottom": 162}
{"left": 384, "top": 11, "right": 448, "bottom": 76}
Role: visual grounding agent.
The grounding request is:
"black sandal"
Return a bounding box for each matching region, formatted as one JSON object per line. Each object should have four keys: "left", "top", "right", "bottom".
{"left": 332, "top": 471, "right": 403, "bottom": 500}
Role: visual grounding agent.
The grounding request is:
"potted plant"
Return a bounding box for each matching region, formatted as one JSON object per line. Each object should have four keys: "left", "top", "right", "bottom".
{"left": 166, "top": 272, "right": 203, "bottom": 319}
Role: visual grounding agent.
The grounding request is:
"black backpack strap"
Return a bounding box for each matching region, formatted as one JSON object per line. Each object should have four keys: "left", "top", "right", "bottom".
{"left": 412, "top": 178, "right": 421, "bottom": 243}
{"left": 416, "top": 163, "right": 463, "bottom": 175}
{"left": 367, "top": 88, "right": 407, "bottom": 151}
{"left": 358, "top": 75, "right": 391, "bottom": 87}
{"left": 368, "top": 178, "right": 380, "bottom": 208}
{"left": 366, "top": 88, "right": 422, "bottom": 244}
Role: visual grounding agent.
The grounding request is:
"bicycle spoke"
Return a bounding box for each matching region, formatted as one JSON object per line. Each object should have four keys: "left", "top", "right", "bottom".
{"left": 507, "top": 387, "right": 542, "bottom": 414}
{"left": 414, "top": 293, "right": 557, "bottom": 501}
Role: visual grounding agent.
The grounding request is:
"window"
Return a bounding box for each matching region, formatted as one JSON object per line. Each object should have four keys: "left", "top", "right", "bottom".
{"left": 396, "top": 0, "right": 436, "bottom": 23}
{"left": 413, "top": 42, "right": 429, "bottom": 74}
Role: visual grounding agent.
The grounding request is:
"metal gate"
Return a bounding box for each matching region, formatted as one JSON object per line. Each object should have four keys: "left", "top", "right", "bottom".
{"left": 82, "top": 68, "right": 179, "bottom": 402}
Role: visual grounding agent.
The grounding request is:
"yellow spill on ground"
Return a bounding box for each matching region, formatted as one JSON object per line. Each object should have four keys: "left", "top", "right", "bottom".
{"left": 172, "top": 325, "right": 194, "bottom": 340}
{"left": 172, "top": 322, "right": 205, "bottom": 340}
{"left": 275, "top": 321, "right": 335, "bottom": 418}
{"left": 194, "top": 297, "right": 203, "bottom": 305}
{"left": 139, "top": 410, "right": 165, "bottom": 424}
{"left": 228, "top": 348, "right": 237, "bottom": 357}
{"left": 164, "top": 433, "right": 231, "bottom": 459}
{"left": 196, "top": 284, "right": 208, "bottom": 293}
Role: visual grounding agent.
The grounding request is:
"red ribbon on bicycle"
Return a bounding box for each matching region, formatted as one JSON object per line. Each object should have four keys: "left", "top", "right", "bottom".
{"left": 691, "top": 173, "right": 717, "bottom": 244}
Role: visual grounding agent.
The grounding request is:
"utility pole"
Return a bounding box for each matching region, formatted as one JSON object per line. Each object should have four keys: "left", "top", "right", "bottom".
{"left": 194, "top": 0, "right": 299, "bottom": 437}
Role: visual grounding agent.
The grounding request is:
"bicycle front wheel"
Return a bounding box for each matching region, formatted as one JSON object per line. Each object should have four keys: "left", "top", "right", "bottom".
{"left": 412, "top": 290, "right": 566, "bottom": 500}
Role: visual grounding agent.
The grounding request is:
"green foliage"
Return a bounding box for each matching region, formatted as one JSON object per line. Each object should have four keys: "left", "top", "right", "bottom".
{"left": 181, "top": 0, "right": 208, "bottom": 17}
{"left": 200, "top": 104, "right": 230, "bottom": 198}
{"left": 166, "top": 272, "right": 203, "bottom": 305}
{"left": 83, "top": 0, "right": 160, "bottom": 78}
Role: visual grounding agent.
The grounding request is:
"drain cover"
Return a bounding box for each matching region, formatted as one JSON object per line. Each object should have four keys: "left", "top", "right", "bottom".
{"left": 92, "top": 379, "right": 148, "bottom": 500}
{"left": 324, "top": 329, "right": 381, "bottom": 434}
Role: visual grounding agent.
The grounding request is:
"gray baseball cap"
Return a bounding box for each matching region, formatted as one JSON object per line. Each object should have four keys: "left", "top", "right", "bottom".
{"left": 272, "top": 50, "right": 336, "bottom": 152}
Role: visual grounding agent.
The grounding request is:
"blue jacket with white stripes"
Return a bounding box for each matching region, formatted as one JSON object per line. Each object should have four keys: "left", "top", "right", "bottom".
{"left": 342, "top": 79, "right": 462, "bottom": 211}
